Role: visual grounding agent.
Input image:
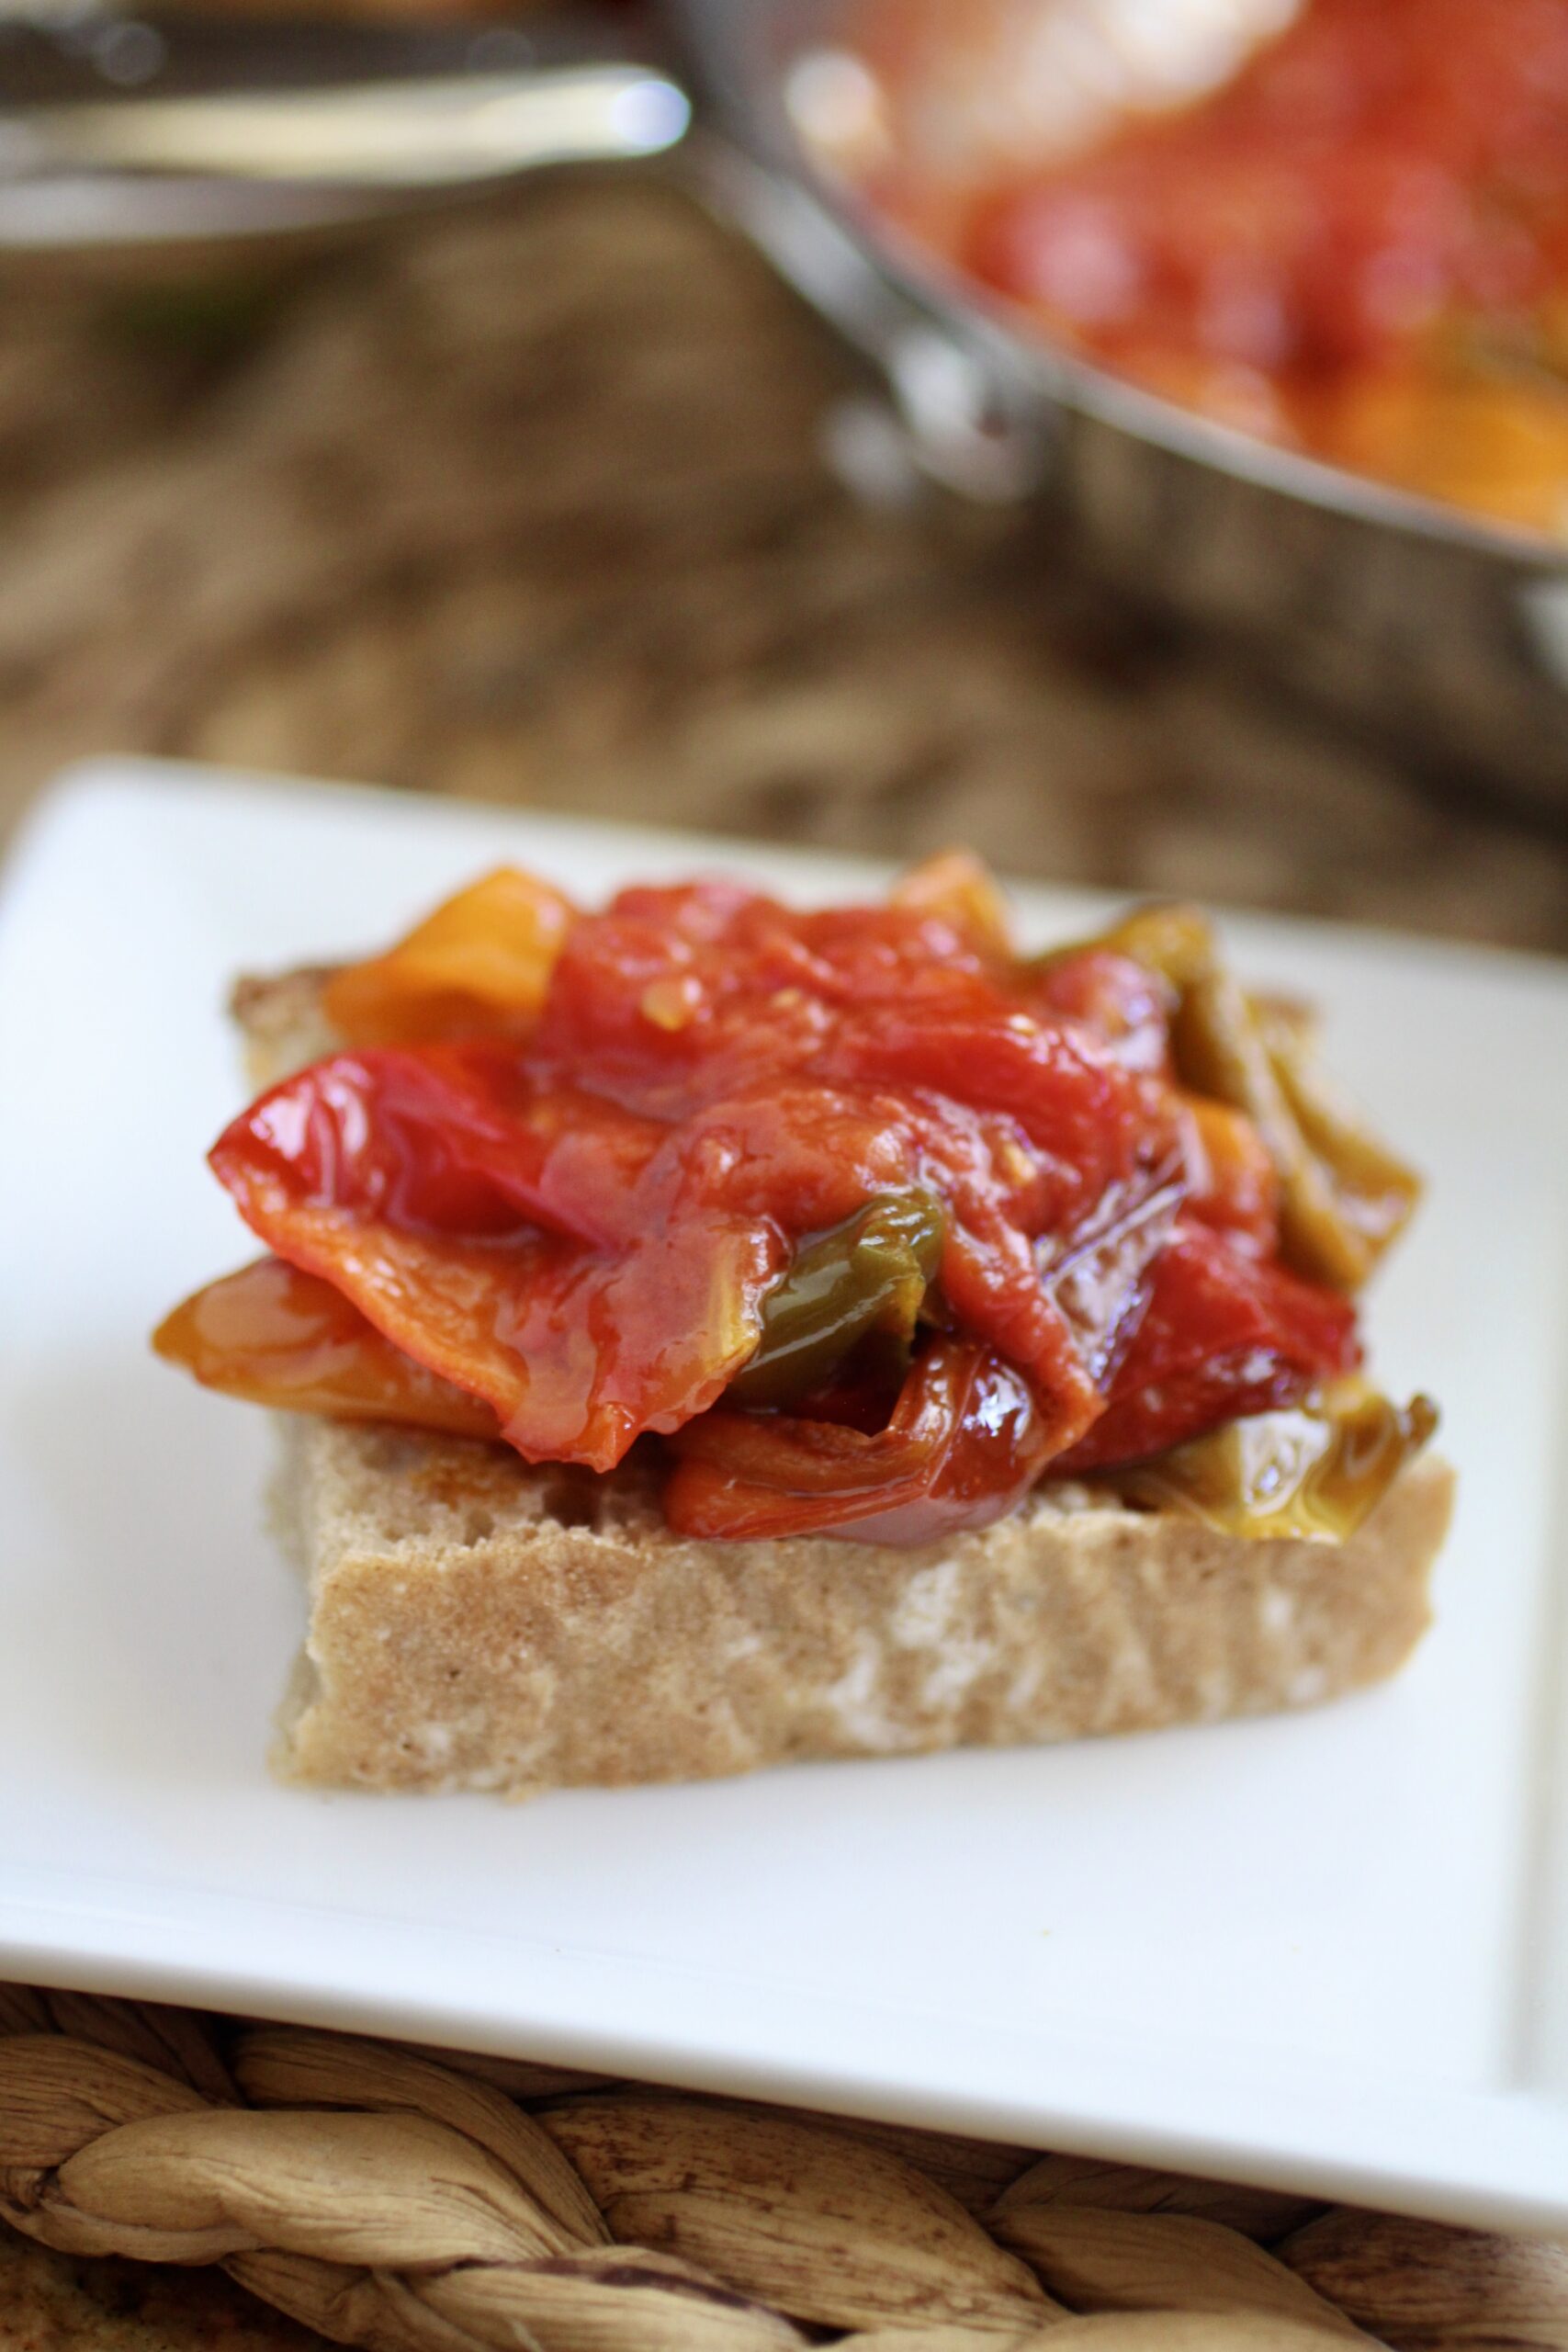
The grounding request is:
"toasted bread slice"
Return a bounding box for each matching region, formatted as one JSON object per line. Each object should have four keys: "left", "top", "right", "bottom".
{"left": 271, "top": 1412, "right": 1450, "bottom": 1793}
{"left": 236, "top": 975, "right": 1451, "bottom": 1796}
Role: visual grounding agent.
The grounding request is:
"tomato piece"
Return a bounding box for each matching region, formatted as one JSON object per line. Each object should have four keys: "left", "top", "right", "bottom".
{"left": 664, "top": 1337, "right": 1059, "bottom": 1544}
{"left": 531, "top": 883, "right": 1005, "bottom": 1101}
{"left": 324, "top": 868, "right": 574, "bottom": 1046}
{"left": 818, "top": 1002, "right": 1169, "bottom": 1236}
{"left": 152, "top": 1256, "right": 499, "bottom": 1440}
{"left": 1056, "top": 1219, "right": 1359, "bottom": 1473}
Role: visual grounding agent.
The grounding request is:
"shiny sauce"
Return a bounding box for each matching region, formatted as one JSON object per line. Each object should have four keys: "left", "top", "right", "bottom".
{"left": 155, "top": 859, "right": 1427, "bottom": 1544}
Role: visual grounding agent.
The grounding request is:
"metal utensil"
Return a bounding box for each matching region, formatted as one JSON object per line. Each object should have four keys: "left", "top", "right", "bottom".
{"left": 1, "top": 58, "right": 687, "bottom": 186}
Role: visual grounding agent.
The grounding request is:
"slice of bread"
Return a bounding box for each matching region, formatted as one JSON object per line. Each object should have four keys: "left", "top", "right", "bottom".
{"left": 271, "top": 1414, "right": 1450, "bottom": 1793}
{"left": 235, "top": 976, "right": 1452, "bottom": 1796}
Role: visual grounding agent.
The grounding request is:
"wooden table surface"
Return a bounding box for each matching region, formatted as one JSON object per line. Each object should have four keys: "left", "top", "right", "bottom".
{"left": 0, "top": 175, "right": 1565, "bottom": 954}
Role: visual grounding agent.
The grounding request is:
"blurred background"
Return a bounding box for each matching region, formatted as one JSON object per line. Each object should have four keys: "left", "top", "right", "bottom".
{"left": 2, "top": 0, "right": 1568, "bottom": 951}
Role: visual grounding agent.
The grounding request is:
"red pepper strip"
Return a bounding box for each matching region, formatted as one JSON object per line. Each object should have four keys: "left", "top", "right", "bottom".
{"left": 222, "top": 1046, "right": 663, "bottom": 1250}
{"left": 663, "top": 1337, "right": 1059, "bottom": 1545}
{"left": 152, "top": 1256, "right": 502, "bottom": 1442}
{"left": 210, "top": 1048, "right": 782, "bottom": 1472}
{"left": 1056, "top": 1218, "right": 1361, "bottom": 1474}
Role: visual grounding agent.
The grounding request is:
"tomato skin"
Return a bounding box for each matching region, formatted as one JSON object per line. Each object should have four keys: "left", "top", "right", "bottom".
{"left": 221, "top": 1046, "right": 662, "bottom": 1250}
{"left": 1055, "top": 1218, "right": 1359, "bottom": 1474}
{"left": 1026, "top": 950, "right": 1175, "bottom": 1076}
{"left": 818, "top": 1004, "right": 1168, "bottom": 1234}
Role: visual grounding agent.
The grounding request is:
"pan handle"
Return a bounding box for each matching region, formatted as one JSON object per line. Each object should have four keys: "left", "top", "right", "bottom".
{"left": 0, "top": 46, "right": 689, "bottom": 189}
{"left": 0, "top": 1, "right": 1045, "bottom": 503}
{"left": 687, "top": 137, "right": 1052, "bottom": 503}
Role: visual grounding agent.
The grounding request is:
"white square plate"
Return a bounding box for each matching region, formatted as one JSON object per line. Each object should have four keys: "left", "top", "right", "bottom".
{"left": 4, "top": 758, "right": 1568, "bottom": 2231}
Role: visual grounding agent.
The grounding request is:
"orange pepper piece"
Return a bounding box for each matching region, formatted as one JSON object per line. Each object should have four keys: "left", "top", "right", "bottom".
{"left": 323, "top": 866, "right": 575, "bottom": 1046}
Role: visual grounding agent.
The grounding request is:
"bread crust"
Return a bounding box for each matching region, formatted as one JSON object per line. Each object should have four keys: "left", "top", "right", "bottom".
{"left": 234, "top": 970, "right": 1452, "bottom": 1797}
{"left": 269, "top": 1418, "right": 1450, "bottom": 1794}
{"left": 231, "top": 967, "right": 342, "bottom": 1092}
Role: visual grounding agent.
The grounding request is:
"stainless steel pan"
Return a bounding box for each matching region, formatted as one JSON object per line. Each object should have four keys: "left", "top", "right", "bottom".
{"left": 8, "top": 0, "right": 1568, "bottom": 810}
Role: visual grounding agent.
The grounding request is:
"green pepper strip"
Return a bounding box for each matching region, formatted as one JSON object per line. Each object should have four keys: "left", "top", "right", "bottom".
{"left": 1103, "top": 1383, "right": 1438, "bottom": 1543}
{"left": 1253, "top": 998, "right": 1424, "bottom": 1266}
{"left": 1055, "top": 902, "right": 1421, "bottom": 1292}
{"left": 728, "top": 1190, "right": 946, "bottom": 1410}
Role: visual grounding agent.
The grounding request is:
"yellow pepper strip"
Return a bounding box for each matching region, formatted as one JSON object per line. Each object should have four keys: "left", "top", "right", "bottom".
{"left": 1073, "top": 902, "right": 1421, "bottom": 1291}
{"left": 1104, "top": 1381, "right": 1438, "bottom": 1543}
{"left": 1253, "top": 999, "right": 1424, "bottom": 1272}
{"left": 890, "top": 850, "right": 1015, "bottom": 956}
{"left": 1089, "top": 902, "right": 1216, "bottom": 990}
{"left": 323, "top": 866, "right": 575, "bottom": 1046}
{"left": 1173, "top": 965, "right": 1368, "bottom": 1290}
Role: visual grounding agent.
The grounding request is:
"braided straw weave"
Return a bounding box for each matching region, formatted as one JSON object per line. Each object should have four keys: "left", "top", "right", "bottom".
{"left": 2, "top": 1984, "right": 1566, "bottom": 2350}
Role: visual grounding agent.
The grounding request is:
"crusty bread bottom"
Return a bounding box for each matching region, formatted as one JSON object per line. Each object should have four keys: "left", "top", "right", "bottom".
{"left": 269, "top": 1417, "right": 1452, "bottom": 1796}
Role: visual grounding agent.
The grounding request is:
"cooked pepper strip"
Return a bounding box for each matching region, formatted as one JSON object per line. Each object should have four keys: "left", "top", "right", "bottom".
{"left": 887, "top": 848, "right": 1015, "bottom": 957}
{"left": 665, "top": 1336, "right": 1058, "bottom": 1545}
{"left": 1085, "top": 904, "right": 1216, "bottom": 993}
{"left": 1049, "top": 903, "right": 1421, "bottom": 1290}
{"left": 1055, "top": 1218, "right": 1360, "bottom": 1473}
{"left": 323, "top": 866, "right": 574, "bottom": 1046}
{"left": 152, "top": 1256, "right": 501, "bottom": 1442}
{"left": 1174, "top": 967, "right": 1420, "bottom": 1289}
{"left": 1106, "top": 1384, "right": 1438, "bottom": 1542}
{"left": 1253, "top": 999, "right": 1424, "bottom": 1272}
{"left": 209, "top": 1046, "right": 784, "bottom": 1472}
{"left": 1176, "top": 1095, "right": 1280, "bottom": 1255}
{"left": 159, "top": 859, "right": 1430, "bottom": 1541}
{"left": 730, "top": 1189, "right": 946, "bottom": 1409}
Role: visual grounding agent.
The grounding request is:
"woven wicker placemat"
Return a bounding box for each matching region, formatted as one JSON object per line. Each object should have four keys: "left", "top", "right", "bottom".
{"left": 1, "top": 1982, "right": 1565, "bottom": 2350}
